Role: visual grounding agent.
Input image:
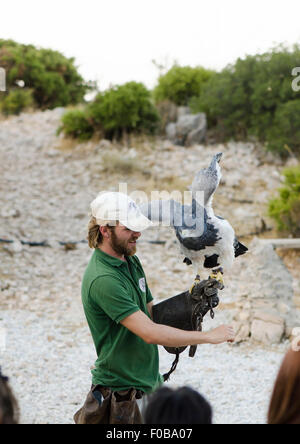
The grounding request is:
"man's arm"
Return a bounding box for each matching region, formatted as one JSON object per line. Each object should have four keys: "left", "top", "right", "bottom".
{"left": 120, "top": 309, "right": 235, "bottom": 346}
{"left": 147, "top": 301, "right": 153, "bottom": 320}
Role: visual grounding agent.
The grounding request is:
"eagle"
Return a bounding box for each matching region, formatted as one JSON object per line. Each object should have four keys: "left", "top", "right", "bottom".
{"left": 139, "top": 152, "right": 248, "bottom": 290}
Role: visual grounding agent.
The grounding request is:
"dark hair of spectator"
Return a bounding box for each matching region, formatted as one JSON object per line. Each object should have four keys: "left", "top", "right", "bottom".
{"left": 0, "top": 368, "right": 20, "bottom": 424}
{"left": 144, "top": 386, "right": 212, "bottom": 424}
{"left": 268, "top": 347, "right": 300, "bottom": 424}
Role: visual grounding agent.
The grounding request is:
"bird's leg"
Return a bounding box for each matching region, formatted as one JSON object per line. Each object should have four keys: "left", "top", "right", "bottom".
{"left": 189, "top": 273, "right": 201, "bottom": 294}
{"left": 209, "top": 267, "right": 224, "bottom": 289}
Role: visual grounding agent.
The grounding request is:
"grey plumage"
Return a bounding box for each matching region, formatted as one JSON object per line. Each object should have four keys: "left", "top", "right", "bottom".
{"left": 191, "top": 152, "right": 222, "bottom": 207}
{"left": 139, "top": 153, "right": 247, "bottom": 274}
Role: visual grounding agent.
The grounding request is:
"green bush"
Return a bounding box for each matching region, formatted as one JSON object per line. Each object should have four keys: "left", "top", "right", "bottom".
{"left": 192, "top": 45, "right": 300, "bottom": 153}
{"left": 153, "top": 65, "right": 215, "bottom": 106}
{"left": 0, "top": 39, "right": 91, "bottom": 113}
{"left": 266, "top": 101, "right": 300, "bottom": 154}
{"left": 0, "top": 88, "right": 34, "bottom": 115}
{"left": 57, "top": 109, "right": 94, "bottom": 141}
{"left": 87, "top": 81, "right": 160, "bottom": 139}
{"left": 268, "top": 166, "right": 300, "bottom": 236}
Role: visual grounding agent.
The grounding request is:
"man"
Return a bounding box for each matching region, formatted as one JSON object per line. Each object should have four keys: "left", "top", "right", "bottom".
{"left": 74, "top": 192, "right": 235, "bottom": 424}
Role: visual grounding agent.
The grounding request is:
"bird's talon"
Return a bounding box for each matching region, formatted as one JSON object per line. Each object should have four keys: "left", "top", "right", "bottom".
{"left": 189, "top": 275, "right": 201, "bottom": 294}
{"left": 209, "top": 268, "right": 224, "bottom": 288}
{"left": 189, "top": 280, "right": 200, "bottom": 294}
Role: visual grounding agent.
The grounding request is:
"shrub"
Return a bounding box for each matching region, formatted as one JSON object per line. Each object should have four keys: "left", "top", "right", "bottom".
{"left": 193, "top": 45, "right": 300, "bottom": 153}
{"left": 153, "top": 65, "right": 215, "bottom": 106}
{"left": 0, "top": 88, "right": 34, "bottom": 115}
{"left": 0, "top": 39, "right": 91, "bottom": 113}
{"left": 268, "top": 166, "right": 300, "bottom": 236}
{"left": 101, "top": 152, "right": 144, "bottom": 175}
{"left": 87, "top": 82, "right": 160, "bottom": 139}
{"left": 266, "top": 101, "right": 300, "bottom": 154}
{"left": 57, "top": 109, "right": 94, "bottom": 141}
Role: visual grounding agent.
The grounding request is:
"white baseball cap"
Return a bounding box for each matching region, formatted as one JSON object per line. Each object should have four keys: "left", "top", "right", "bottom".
{"left": 90, "top": 192, "right": 153, "bottom": 232}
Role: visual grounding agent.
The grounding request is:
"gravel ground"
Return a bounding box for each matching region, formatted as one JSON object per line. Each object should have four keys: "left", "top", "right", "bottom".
{"left": 0, "top": 308, "right": 290, "bottom": 424}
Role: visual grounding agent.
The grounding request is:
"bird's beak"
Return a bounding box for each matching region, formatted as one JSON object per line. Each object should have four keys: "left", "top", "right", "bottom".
{"left": 215, "top": 152, "right": 222, "bottom": 163}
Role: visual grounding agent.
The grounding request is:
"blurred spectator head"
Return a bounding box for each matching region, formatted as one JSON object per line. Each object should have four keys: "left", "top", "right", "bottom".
{"left": 144, "top": 385, "right": 212, "bottom": 424}
{"left": 268, "top": 347, "right": 300, "bottom": 424}
{"left": 0, "top": 367, "right": 19, "bottom": 424}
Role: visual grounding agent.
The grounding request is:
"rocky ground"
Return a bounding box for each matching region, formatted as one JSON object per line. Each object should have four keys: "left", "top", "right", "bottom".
{"left": 0, "top": 109, "right": 299, "bottom": 424}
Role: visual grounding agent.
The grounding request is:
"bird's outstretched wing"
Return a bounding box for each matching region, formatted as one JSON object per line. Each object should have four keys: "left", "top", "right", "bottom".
{"left": 139, "top": 199, "right": 183, "bottom": 227}
{"left": 139, "top": 198, "right": 207, "bottom": 236}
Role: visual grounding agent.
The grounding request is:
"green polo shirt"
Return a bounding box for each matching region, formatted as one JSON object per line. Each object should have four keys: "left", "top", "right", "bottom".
{"left": 81, "top": 248, "right": 163, "bottom": 394}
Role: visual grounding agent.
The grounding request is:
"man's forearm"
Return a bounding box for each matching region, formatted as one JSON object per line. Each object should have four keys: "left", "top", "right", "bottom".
{"left": 147, "top": 323, "right": 212, "bottom": 347}
{"left": 121, "top": 310, "right": 235, "bottom": 346}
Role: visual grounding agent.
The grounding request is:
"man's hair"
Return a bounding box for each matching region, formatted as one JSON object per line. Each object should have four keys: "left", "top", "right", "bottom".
{"left": 87, "top": 216, "right": 103, "bottom": 249}
{"left": 144, "top": 386, "right": 212, "bottom": 424}
{"left": 87, "top": 216, "right": 117, "bottom": 249}
{"left": 0, "top": 376, "right": 19, "bottom": 424}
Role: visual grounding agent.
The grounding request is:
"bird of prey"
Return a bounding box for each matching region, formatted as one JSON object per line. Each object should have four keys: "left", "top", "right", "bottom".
{"left": 139, "top": 152, "right": 248, "bottom": 290}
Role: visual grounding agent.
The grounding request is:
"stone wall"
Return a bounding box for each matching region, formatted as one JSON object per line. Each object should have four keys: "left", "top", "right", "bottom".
{"left": 231, "top": 238, "right": 300, "bottom": 345}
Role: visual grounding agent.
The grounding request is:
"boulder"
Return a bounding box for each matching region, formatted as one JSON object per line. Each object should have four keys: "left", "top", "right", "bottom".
{"left": 165, "top": 123, "right": 177, "bottom": 141}
{"left": 251, "top": 319, "right": 285, "bottom": 344}
{"left": 165, "top": 108, "right": 207, "bottom": 146}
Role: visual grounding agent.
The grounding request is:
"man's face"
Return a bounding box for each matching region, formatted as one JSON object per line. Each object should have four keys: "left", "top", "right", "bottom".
{"left": 108, "top": 223, "right": 141, "bottom": 256}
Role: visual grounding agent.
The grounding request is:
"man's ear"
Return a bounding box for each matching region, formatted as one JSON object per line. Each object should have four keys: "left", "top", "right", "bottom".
{"left": 99, "top": 225, "right": 110, "bottom": 239}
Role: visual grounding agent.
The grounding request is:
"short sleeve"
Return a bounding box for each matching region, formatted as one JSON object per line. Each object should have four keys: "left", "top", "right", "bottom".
{"left": 90, "top": 275, "right": 140, "bottom": 324}
{"left": 146, "top": 286, "right": 153, "bottom": 304}
{"left": 132, "top": 255, "right": 153, "bottom": 304}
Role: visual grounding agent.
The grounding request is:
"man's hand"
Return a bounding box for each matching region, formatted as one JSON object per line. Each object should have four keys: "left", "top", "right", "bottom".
{"left": 207, "top": 324, "right": 235, "bottom": 344}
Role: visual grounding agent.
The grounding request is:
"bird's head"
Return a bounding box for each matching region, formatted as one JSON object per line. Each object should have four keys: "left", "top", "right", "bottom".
{"left": 208, "top": 152, "right": 222, "bottom": 170}
{"left": 191, "top": 152, "right": 223, "bottom": 208}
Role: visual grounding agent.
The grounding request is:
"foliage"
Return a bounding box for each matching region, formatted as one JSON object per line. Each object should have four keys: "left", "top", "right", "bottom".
{"left": 268, "top": 166, "right": 300, "bottom": 236}
{"left": 0, "top": 88, "right": 34, "bottom": 115}
{"left": 266, "top": 100, "right": 300, "bottom": 154}
{"left": 57, "top": 109, "right": 94, "bottom": 141}
{"left": 0, "top": 39, "right": 91, "bottom": 114}
{"left": 192, "top": 45, "right": 300, "bottom": 154}
{"left": 58, "top": 82, "right": 160, "bottom": 141}
{"left": 87, "top": 81, "right": 160, "bottom": 139}
{"left": 153, "top": 65, "right": 215, "bottom": 106}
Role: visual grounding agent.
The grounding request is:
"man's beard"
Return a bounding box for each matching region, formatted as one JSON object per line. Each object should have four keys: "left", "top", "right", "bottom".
{"left": 109, "top": 229, "right": 137, "bottom": 256}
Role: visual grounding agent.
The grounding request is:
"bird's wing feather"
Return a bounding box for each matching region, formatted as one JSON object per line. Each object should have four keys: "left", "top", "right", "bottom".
{"left": 139, "top": 198, "right": 207, "bottom": 237}
{"left": 139, "top": 199, "right": 183, "bottom": 226}
{"left": 175, "top": 215, "right": 221, "bottom": 251}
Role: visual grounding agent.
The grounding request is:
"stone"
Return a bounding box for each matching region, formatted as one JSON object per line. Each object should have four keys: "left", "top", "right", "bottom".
{"left": 294, "top": 295, "right": 300, "bottom": 308}
{"left": 251, "top": 319, "right": 285, "bottom": 344}
{"left": 185, "top": 123, "right": 207, "bottom": 147}
{"left": 177, "top": 106, "right": 190, "bottom": 118}
{"left": 165, "top": 109, "right": 207, "bottom": 146}
{"left": 96, "top": 139, "right": 112, "bottom": 151}
{"left": 238, "top": 311, "right": 250, "bottom": 322}
{"left": 253, "top": 310, "right": 285, "bottom": 326}
{"left": 277, "top": 302, "right": 290, "bottom": 315}
{"left": 165, "top": 122, "right": 176, "bottom": 141}
{"left": 12, "top": 241, "right": 23, "bottom": 253}
{"left": 235, "top": 323, "right": 250, "bottom": 343}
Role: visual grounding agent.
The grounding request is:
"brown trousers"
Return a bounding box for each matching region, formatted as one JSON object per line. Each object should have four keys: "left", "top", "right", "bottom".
{"left": 74, "top": 385, "right": 144, "bottom": 424}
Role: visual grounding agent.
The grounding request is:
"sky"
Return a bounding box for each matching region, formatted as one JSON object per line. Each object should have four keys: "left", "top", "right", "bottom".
{"left": 1, "top": 0, "right": 300, "bottom": 91}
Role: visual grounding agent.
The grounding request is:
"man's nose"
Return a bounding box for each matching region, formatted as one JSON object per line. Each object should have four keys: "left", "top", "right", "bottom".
{"left": 133, "top": 231, "right": 141, "bottom": 238}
